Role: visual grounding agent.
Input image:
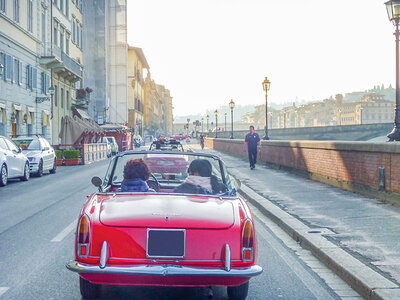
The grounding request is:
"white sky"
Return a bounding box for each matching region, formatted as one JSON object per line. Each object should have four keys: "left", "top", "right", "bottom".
{"left": 127, "top": 0, "right": 396, "bottom": 116}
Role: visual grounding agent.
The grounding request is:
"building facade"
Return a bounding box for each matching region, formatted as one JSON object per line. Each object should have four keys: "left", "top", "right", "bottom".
{"left": 44, "top": 0, "right": 84, "bottom": 145}
{"left": 127, "top": 46, "right": 148, "bottom": 136}
{"left": 0, "top": 0, "right": 52, "bottom": 140}
{"left": 83, "top": 0, "right": 128, "bottom": 126}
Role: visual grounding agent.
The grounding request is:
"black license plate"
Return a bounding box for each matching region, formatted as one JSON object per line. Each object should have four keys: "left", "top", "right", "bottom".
{"left": 147, "top": 229, "right": 185, "bottom": 258}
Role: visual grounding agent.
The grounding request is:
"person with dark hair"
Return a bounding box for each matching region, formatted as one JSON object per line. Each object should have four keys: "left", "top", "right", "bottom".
{"left": 120, "top": 159, "right": 153, "bottom": 192}
{"left": 174, "top": 159, "right": 228, "bottom": 195}
{"left": 245, "top": 125, "right": 260, "bottom": 169}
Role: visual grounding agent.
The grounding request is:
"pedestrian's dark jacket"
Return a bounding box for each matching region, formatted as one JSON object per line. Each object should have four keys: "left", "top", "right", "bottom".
{"left": 245, "top": 132, "right": 260, "bottom": 149}
{"left": 120, "top": 178, "right": 153, "bottom": 192}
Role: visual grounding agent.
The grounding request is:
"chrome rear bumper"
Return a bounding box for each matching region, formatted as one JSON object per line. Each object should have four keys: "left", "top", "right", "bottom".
{"left": 66, "top": 261, "right": 263, "bottom": 277}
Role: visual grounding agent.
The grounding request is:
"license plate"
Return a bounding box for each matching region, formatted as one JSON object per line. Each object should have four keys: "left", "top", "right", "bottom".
{"left": 147, "top": 229, "right": 185, "bottom": 258}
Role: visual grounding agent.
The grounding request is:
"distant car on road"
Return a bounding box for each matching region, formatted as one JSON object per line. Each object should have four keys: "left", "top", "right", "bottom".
{"left": 0, "top": 136, "right": 30, "bottom": 186}
{"left": 99, "top": 136, "right": 119, "bottom": 155}
{"left": 13, "top": 136, "right": 56, "bottom": 177}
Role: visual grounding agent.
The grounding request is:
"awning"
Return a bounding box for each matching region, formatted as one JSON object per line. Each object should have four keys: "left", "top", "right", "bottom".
{"left": 0, "top": 102, "right": 6, "bottom": 109}
{"left": 12, "top": 104, "right": 22, "bottom": 111}
{"left": 42, "top": 110, "right": 50, "bottom": 126}
{"left": 27, "top": 106, "right": 35, "bottom": 113}
{"left": 74, "top": 108, "right": 92, "bottom": 120}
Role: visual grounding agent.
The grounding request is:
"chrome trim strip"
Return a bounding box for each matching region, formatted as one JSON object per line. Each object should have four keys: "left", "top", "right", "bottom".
{"left": 66, "top": 261, "right": 263, "bottom": 277}
{"left": 99, "top": 241, "right": 109, "bottom": 269}
{"left": 146, "top": 228, "right": 186, "bottom": 259}
{"left": 224, "top": 244, "right": 231, "bottom": 272}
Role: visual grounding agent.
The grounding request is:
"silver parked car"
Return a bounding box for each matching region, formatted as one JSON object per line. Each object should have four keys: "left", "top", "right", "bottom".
{"left": 0, "top": 136, "right": 30, "bottom": 186}
{"left": 13, "top": 136, "right": 56, "bottom": 177}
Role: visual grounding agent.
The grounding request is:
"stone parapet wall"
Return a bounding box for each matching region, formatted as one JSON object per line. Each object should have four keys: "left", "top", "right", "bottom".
{"left": 205, "top": 138, "right": 400, "bottom": 204}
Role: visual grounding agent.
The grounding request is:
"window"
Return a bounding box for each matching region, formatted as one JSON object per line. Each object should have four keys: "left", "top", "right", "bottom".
{"left": 60, "top": 28, "right": 64, "bottom": 52}
{"left": 0, "top": 0, "right": 6, "bottom": 13}
{"left": 41, "top": 11, "right": 46, "bottom": 43}
{"left": 76, "top": 23, "right": 80, "bottom": 47}
{"left": 13, "top": 0, "right": 20, "bottom": 23}
{"left": 27, "top": 0, "right": 33, "bottom": 32}
{"left": 61, "top": 87, "right": 64, "bottom": 108}
{"left": 53, "top": 23, "right": 58, "bottom": 46}
{"left": 54, "top": 85, "right": 58, "bottom": 106}
{"left": 65, "top": 33, "right": 70, "bottom": 55}
{"left": 60, "top": 0, "right": 64, "bottom": 13}
{"left": 66, "top": 90, "right": 69, "bottom": 109}
{"left": 2, "top": 54, "right": 14, "bottom": 82}
{"left": 41, "top": 72, "right": 50, "bottom": 94}
{"left": 13, "top": 59, "right": 18, "bottom": 83}
{"left": 65, "top": 0, "right": 69, "bottom": 16}
{"left": 26, "top": 65, "right": 37, "bottom": 90}
{"left": 72, "top": 19, "right": 76, "bottom": 43}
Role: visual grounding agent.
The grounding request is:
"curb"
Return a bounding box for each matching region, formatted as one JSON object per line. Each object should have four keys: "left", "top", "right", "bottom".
{"left": 237, "top": 183, "right": 400, "bottom": 300}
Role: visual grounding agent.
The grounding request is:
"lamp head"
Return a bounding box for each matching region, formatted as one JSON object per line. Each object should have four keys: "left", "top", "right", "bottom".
{"left": 229, "top": 99, "right": 235, "bottom": 110}
{"left": 49, "top": 86, "right": 56, "bottom": 95}
{"left": 262, "top": 77, "right": 271, "bottom": 91}
{"left": 214, "top": 109, "right": 218, "bottom": 117}
{"left": 206, "top": 114, "right": 209, "bottom": 120}
{"left": 386, "top": 0, "right": 400, "bottom": 23}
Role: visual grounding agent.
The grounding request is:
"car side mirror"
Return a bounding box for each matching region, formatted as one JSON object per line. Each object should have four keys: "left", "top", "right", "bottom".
{"left": 91, "top": 176, "right": 103, "bottom": 188}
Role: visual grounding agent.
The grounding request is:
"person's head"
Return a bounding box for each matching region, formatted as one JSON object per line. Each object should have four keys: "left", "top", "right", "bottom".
{"left": 249, "top": 125, "right": 255, "bottom": 133}
{"left": 123, "top": 159, "right": 151, "bottom": 181}
{"left": 187, "top": 159, "right": 212, "bottom": 177}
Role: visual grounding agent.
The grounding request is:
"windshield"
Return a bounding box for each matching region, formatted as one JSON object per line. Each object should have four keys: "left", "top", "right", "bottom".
{"left": 13, "top": 139, "right": 41, "bottom": 150}
{"left": 104, "top": 152, "right": 236, "bottom": 196}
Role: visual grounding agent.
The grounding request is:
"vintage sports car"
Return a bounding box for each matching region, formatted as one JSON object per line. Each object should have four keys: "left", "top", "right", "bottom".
{"left": 66, "top": 151, "right": 262, "bottom": 299}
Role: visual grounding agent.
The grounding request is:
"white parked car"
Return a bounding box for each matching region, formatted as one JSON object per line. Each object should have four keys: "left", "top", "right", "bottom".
{"left": 13, "top": 136, "right": 56, "bottom": 177}
{"left": 0, "top": 136, "right": 30, "bottom": 186}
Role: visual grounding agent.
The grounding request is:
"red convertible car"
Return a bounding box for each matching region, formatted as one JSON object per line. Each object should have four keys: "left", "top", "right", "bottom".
{"left": 66, "top": 151, "right": 262, "bottom": 299}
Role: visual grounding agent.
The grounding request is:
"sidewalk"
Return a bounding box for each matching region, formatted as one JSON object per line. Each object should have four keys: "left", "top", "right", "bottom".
{"left": 192, "top": 144, "right": 400, "bottom": 298}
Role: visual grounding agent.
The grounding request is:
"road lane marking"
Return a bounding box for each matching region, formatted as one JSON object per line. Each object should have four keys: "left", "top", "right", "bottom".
{"left": 51, "top": 220, "right": 76, "bottom": 242}
{"left": 0, "top": 287, "right": 9, "bottom": 297}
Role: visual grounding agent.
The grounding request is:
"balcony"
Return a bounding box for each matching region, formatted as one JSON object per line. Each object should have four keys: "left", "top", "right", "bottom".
{"left": 40, "top": 46, "right": 82, "bottom": 82}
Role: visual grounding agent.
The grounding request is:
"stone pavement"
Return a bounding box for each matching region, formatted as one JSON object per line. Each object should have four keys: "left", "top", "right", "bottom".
{"left": 191, "top": 144, "right": 400, "bottom": 288}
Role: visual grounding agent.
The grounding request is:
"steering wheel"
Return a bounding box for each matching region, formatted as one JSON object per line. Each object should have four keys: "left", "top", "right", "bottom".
{"left": 147, "top": 174, "right": 160, "bottom": 192}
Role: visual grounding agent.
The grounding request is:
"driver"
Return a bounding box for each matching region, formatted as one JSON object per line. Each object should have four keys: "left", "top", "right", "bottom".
{"left": 120, "top": 159, "right": 154, "bottom": 192}
{"left": 174, "top": 159, "right": 228, "bottom": 195}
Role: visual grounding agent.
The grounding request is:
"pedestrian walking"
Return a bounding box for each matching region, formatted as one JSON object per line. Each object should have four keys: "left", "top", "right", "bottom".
{"left": 245, "top": 125, "right": 260, "bottom": 169}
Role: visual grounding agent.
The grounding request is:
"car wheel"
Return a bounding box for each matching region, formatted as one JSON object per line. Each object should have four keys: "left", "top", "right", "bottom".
{"left": 227, "top": 281, "right": 249, "bottom": 300}
{"left": 0, "top": 164, "right": 7, "bottom": 187}
{"left": 36, "top": 160, "right": 43, "bottom": 177}
{"left": 21, "top": 162, "right": 30, "bottom": 181}
{"left": 79, "top": 276, "right": 100, "bottom": 299}
{"left": 49, "top": 158, "right": 57, "bottom": 174}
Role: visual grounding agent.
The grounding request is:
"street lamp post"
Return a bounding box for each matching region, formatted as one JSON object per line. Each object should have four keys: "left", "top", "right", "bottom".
{"left": 229, "top": 99, "right": 235, "bottom": 139}
{"left": 201, "top": 117, "right": 204, "bottom": 133}
{"left": 386, "top": 0, "right": 400, "bottom": 141}
{"left": 262, "top": 77, "right": 271, "bottom": 140}
{"left": 214, "top": 109, "right": 218, "bottom": 138}
{"left": 206, "top": 115, "right": 209, "bottom": 133}
{"left": 360, "top": 107, "right": 364, "bottom": 125}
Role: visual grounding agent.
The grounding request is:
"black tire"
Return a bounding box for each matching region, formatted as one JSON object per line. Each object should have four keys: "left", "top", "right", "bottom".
{"left": 79, "top": 276, "right": 100, "bottom": 299}
{"left": 227, "top": 281, "right": 249, "bottom": 300}
{"left": 0, "top": 164, "right": 7, "bottom": 187}
{"left": 20, "top": 162, "right": 30, "bottom": 181}
{"left": 36, "top": 160, "right": 43, "bottom": 177}
{"left": 49, "top": 158, "right": 57, "bottom": 174}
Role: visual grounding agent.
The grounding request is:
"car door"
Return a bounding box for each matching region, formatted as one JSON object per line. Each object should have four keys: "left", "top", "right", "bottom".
{"left": 0, "top": 137, "right": 11, "bottom": 174}
{"left": 41, "top": 139, "right": 53, "bottom": 170}
{"left": 4, "top": 138, "right": 24, "bottom": 177}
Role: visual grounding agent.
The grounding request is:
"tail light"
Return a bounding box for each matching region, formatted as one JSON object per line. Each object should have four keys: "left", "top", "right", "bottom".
{"left": 77, "top": 215, "right": 91, "bottom": 257}
{"left": 241, "top": 219, "right": 254, "bottom": 261}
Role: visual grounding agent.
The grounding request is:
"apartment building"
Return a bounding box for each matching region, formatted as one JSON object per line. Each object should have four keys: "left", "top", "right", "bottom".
{"left": 0, "top": 0, "right": 52, "bottom": 139}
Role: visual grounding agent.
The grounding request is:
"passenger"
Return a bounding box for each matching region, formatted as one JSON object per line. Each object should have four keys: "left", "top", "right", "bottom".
{"left": 174, "top": 159, "right": 228, "bottom": 195}
{"left": 120, "top": 159, "right": 154, "bottom": 192}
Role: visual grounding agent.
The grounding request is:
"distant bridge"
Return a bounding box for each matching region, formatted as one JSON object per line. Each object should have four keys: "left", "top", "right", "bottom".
{"left": 207, "top": 123, "right": 394, "bottom": 141}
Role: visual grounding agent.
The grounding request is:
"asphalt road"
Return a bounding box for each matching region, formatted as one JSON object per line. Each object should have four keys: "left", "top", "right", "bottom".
{"left": 0, "top": 154, "right": 358, "bottom": 299}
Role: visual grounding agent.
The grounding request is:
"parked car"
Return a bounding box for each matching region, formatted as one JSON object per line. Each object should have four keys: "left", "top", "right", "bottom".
{"left": 66, "top": 151, "right": 262, "bottom": 299}
{"left": 13, "top": 136, "right": 56, "bottom": 177}
{"left": 0, "top": 136, "right": 30, "bottom": 186}
{"left": 149, "top": 139, "right": 184, "bottom": 151}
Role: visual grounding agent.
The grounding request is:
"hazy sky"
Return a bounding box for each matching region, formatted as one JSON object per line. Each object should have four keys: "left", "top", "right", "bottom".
{"left": 127, "top": 0, "right": 395, "bottom": 116}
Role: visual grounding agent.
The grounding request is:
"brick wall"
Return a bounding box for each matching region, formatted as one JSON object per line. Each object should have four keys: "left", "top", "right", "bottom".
{"left": 205, "top": 138, "right": 400, "bottom": 202}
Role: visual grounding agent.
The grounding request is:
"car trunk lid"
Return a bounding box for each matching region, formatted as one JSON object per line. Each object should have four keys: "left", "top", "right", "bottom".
{"left": 99, "top": 194, "right": 235, "bottom": 229}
